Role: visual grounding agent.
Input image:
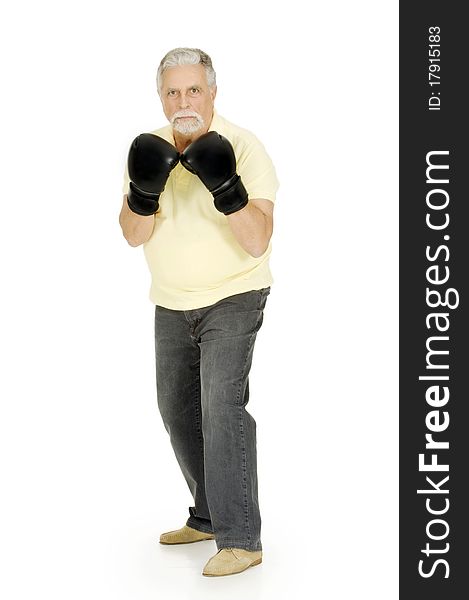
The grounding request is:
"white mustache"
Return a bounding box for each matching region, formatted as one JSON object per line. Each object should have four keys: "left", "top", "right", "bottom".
{"left": 171, "top": 110, "right": 202, "bottom": 122}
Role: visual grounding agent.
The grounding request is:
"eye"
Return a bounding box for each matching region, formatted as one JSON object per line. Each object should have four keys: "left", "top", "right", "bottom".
{"left": 190, "top": 87, "right": 200, "bottom": 95}
{"left": 167, "top": 90, "right": 178, "bottom": 97}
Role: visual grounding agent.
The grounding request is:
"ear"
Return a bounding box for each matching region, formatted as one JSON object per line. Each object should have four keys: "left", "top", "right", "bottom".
{"left": 210, "top": 85, "right": 217, "bottom": 102}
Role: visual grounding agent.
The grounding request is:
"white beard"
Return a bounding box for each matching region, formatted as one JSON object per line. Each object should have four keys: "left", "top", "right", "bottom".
{"left": 171, "top": 111, "right": 205, "bottom": 135}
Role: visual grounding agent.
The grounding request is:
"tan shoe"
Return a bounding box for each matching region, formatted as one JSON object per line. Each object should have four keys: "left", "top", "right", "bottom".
{"left": 202, "top": 548, "right": 262, "bottom": 577}
{"left": 159, "top": 525, "right": 215, "bottom": 545}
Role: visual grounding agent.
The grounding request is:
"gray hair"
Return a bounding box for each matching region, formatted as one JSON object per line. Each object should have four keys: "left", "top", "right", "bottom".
{"left": 156, "top": 47, "right": 216, "bottom": 96}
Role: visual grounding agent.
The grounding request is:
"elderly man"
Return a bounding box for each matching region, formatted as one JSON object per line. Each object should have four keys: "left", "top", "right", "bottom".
{"left": 119, "top": 47, "right": 278, "bottom": 577}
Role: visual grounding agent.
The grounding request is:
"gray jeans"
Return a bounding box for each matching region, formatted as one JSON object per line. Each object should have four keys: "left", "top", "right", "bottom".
{"left": 154, "top": 287, "right": 270, "bottom": 552}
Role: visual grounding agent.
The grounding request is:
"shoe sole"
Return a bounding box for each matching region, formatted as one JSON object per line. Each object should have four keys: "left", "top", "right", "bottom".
{"left": 159, "top": 536, "right": 215, "bottom": 545}
{"left": 202, "top": 557, "right": 262, "bottom": 577}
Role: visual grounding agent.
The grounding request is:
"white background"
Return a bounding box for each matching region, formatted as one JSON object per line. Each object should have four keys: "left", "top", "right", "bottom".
{"left": 0, "top": 1, "right": 398, "bottom": 598}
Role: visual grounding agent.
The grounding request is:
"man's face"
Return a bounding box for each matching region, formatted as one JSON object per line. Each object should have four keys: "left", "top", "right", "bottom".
{"left": 160, "top": 64, "right": 216, "bottom": 136}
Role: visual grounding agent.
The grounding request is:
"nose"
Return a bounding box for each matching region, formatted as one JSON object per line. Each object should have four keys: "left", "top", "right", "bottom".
{"left": 178, "top": 93, "right": 190, "bottom": 109}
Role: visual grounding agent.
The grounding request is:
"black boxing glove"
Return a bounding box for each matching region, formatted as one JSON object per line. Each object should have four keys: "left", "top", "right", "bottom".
{"left": 127, "top": 133, "right": 179, "bottom": 216}
{"left": 179, "top": 131, "right": 248, "bottom": 215}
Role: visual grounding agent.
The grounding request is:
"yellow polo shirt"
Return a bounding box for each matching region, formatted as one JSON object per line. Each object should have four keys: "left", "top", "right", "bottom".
{"left": 122, "top": 111, "right": 279, "bottom": 310}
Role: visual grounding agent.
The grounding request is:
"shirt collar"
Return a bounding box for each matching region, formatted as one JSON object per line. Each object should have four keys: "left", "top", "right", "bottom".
{"left": 208, "top": 109, "right": 223, "bottom": 133}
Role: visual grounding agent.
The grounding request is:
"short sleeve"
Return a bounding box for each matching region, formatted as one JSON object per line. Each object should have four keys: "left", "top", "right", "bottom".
{"left": 236, "top": 136, "right": 279, "bottom": 203}
{"left": 122, "top": 162, "right": 130, "bottom": 196}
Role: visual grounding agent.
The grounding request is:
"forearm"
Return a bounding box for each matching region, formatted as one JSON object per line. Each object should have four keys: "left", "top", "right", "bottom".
{"left": 226, "top": 201, "right": 272, "bottom": 258}
{"left": 119, "top": 195, "right": 155, "bottom": 247}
